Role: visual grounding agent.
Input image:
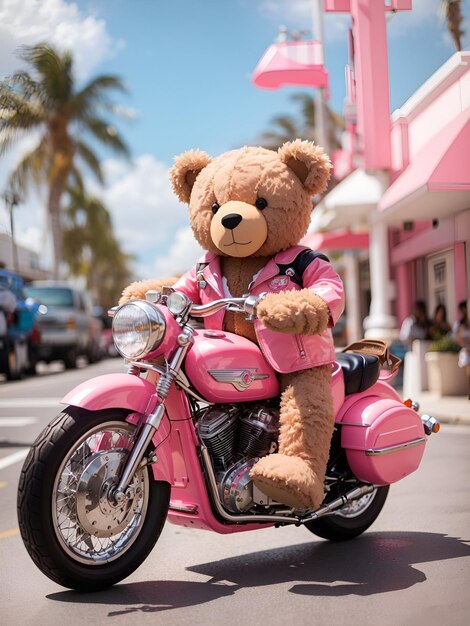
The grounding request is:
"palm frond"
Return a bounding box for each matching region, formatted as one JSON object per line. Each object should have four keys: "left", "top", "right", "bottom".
{"left": 72, "top": 75, "right": 128, "bottom": 116}
{"left": 8, "top": 140, "right": 48, "bottom": 191}
{"left": 75, "top": 140, "right": 104, "bottom": 183}
{"left": 19, "top": 44, "right": 74, "bottom": 102}
{"left": 82, "top": 115, "right": 130, "bottom": 157}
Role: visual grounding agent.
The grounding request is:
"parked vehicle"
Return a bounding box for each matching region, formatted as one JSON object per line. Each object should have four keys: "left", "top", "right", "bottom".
{"left": 25, "top": 282, "right": 102, "bottom": 368}
{"left": 0, "top": 269, "right": 40, "bottom": 380}
{"left": 18, "top": 289, "right": 440, "bottom": 591}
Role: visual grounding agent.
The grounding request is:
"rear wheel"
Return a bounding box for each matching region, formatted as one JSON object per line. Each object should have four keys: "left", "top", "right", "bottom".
{"left": 304, "top": 485, "right": 389, "bottom": 541}
{"left": 17, "top": 407, "right": 170, "bottom": 591}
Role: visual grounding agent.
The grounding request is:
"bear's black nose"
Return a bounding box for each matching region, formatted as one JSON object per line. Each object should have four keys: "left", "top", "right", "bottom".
{"left": 221, "top": 213, "right": 243, "bottom": 230}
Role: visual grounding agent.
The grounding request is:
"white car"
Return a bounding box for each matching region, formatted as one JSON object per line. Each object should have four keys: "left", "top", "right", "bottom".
{"left": 25, "top": 282, "right": 102, "bottom": 368}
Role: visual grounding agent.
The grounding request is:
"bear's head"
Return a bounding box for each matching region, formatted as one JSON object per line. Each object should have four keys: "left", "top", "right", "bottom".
{"left": 169, "top": 140, "right": 331, "bottom": 258}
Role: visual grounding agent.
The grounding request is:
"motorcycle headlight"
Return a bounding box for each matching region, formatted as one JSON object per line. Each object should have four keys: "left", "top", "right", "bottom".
{"left": 166, "top": 291, "right": 191, "bottom": 316}
{"left": 112, "top": 300, "right": 166, "bottom": 360}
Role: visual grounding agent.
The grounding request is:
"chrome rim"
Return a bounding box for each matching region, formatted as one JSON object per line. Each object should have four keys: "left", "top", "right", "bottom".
{"left": 335, "top": 488, "right": 377, "bottom": 519}
{"left": 52, "top": 421, "right": 149, "bottom": 565}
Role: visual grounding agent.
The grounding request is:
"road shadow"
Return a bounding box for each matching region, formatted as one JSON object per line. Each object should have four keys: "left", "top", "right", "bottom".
{"left": 47, "top": 531, "right": 470, "bottom": 616}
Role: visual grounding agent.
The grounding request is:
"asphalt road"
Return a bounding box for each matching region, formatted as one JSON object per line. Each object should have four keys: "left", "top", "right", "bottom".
{"left": 1, "top": 359, "right": 469, "bottom": 626}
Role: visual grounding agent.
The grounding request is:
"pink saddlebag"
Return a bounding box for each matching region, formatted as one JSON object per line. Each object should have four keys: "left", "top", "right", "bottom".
{"left": 340, "top": 397, "right": 426, "bottom": 485}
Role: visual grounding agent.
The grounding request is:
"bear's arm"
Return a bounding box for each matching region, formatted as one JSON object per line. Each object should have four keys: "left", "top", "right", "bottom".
{"left": 256, "top": 258, "right": 344, "bottom": 335}
{"left": 119, "top": 277, "right": 179, "bottom": 305}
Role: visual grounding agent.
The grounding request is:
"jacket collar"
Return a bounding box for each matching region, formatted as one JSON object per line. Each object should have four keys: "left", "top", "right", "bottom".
{"left": 199, "top": 245, "right": 308, "bottom": 293}
{"left": 251, "top": 245, "right": 308, "bottom": 290}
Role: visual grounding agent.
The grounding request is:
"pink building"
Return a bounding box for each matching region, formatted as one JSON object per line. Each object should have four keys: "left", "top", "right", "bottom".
{"left": 253, "top": 0, "right": 469, "bottom": 345}
{"left": 381, "top": 52, "right": 470, "bottom": 328}
{"left": 308, "top": 2, "right": 470, "bottom": 342}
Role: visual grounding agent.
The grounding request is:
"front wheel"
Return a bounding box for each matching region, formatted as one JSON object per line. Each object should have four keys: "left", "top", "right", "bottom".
{"left": 17, "top": 407, "right": 170, "bottom": 591}
{"left": 304, "top": 485, "right": 389, "bottom": 541}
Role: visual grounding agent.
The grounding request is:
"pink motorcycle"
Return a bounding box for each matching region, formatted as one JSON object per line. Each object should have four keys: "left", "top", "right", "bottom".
{"left": 17, "top": 289, "right": 440, "bottom": 591}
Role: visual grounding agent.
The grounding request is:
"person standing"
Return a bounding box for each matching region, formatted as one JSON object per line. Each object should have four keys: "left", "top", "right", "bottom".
{"left": 430, "top": 304, "right": 452, "bottom": 340}
{"left": 453, "top": 300, "right": 470, "bottom": 399}
{"left": 399, "top": 300, "right": 432, "bottom": 346}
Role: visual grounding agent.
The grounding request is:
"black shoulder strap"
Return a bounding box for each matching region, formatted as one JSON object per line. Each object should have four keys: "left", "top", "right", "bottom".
{"left": 275, "top": 248, "right": 329, "bottom": 287}
{"left": 294, "top": 248, "right": 330, "bottom": 281}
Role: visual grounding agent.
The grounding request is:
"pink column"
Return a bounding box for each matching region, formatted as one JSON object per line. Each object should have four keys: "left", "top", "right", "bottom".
{"left": 396, "top": 262, "right": 413, "bottom": 324}
{"left": 454, "top": 241, "right": 468, "bottom": 304}
{"left": 350, "top": 0, "right": 392, "bottom": 170}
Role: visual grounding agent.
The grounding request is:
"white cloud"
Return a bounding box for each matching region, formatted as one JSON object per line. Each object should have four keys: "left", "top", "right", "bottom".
{"left": 258, "top": 0, "right": 470, "bottom": 44}
{"left": 152, "top": 226, "right": 204, "bottom": 278}
{"left": 0, "top": 0, "right": 119, "bottom": 80}
{"left": 259, "top": 0, "right": 350, "bottom": 42}
{"left": 91, "top": 154, "right": 202, "bottom": 280}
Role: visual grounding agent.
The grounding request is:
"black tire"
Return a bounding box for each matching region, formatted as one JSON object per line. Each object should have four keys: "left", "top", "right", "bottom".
{"left": 17, "top": 407, "right": 170, "bottom": 591}
{"left": 64, "top": 348, "right": 78, "bottom": 369}
{"left": 5, "top": 341, "right": 24, "bottom": 381}
{"left": 304, "top": 485, "right": 389, "bottom": 541}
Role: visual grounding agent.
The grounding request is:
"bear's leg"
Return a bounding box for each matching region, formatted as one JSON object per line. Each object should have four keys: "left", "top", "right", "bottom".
{"left": 250, "top": 365, "right": 334, "bottom": 509}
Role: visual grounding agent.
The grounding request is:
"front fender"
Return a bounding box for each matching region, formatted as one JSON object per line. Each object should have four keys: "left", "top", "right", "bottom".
{"left": 62, "top": 373, "right": 173, "bottom": 483}
{"left": 62, "top": 373, "right": 157, "bottom": 413}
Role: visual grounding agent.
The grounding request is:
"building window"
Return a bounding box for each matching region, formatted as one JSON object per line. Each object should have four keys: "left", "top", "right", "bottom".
{"left": 426, "top": 250, "right": 455, "bottom": 322}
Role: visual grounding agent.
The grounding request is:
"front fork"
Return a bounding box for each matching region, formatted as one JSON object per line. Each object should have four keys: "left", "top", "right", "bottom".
{"left": 113, "top": 325, "right": 194, "bottom": 503}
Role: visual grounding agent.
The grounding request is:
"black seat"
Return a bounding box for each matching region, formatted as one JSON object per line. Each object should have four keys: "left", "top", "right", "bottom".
{"left": 336, "top": 352, "right": 381, "bottom": 395}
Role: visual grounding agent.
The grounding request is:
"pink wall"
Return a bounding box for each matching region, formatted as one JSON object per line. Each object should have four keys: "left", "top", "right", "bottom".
{"left": 454, "top": 241, "right": 468, "bottom": 304}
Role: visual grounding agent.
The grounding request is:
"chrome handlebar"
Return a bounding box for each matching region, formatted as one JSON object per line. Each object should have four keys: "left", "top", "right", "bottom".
{"left": 190, "top": 294, "right": 262, "bottom": 319}
{"left": 108, "top": 292, "right": 264, "bottom": 321}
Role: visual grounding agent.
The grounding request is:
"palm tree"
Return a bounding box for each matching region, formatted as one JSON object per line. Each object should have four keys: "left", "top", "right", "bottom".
{"left": 441, "top": 0, "right": 465, "bottom": 51}
{"left": 63, "top": 185, "right": 134, "bottom": 307}
{"left": 0, "top": 43, "right": 130, "bottom": 278}
{"left": 259, "top": 92, "right": 345, "bottom": 153}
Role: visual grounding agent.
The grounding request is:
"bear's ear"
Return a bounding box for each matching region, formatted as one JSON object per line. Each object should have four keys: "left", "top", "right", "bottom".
{"left": 170, "top": 150, "right": 212, "bottom": 204}
{"left": 278, "top": 139, "right": 332, "bottom": 195}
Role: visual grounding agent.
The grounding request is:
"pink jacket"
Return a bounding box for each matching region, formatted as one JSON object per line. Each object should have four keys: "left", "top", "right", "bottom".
{"left": 173, "top": 245, "right": 345, "bottom": 373}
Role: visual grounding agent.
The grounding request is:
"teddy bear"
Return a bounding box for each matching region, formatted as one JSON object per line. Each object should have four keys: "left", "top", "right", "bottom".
{"left": 120, "top": 140, "right": 345, "bottom": 510}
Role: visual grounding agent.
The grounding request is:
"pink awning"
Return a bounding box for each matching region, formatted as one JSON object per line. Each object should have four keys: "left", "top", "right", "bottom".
{"left": 252, "top": 41, "right": 328, "bottom": 90}
{"left": 378, "top": 108, "right": 470, "bottom": 222}
{"left": 302, "top": 230, "right": 369, "bottom": 250}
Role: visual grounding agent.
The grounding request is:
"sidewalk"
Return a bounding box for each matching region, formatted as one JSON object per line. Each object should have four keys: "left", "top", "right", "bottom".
{"left": 415, "top": 391, "right": 470, "bottom": 425}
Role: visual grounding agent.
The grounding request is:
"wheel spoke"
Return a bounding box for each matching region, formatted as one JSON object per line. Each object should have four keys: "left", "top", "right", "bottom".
{"left": 52, "top": 421, "right": 149, "bottom": 565}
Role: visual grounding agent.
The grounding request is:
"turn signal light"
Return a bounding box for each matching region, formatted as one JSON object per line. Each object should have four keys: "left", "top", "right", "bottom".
{"left": 404, "top": 397, "right": 420, "bottom": 411}
{"left": 66, "top": 316, "right": 76, "bottom": 330}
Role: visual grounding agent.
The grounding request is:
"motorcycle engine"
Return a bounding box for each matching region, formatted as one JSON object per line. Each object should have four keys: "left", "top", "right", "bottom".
{"left": 196, "top": 403, "right": 280, "bottom": 513}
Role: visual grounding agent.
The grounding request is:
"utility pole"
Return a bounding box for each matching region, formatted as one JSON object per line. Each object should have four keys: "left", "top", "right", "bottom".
{"left": 2, "top": 190, "right": 20, "bottom": 273}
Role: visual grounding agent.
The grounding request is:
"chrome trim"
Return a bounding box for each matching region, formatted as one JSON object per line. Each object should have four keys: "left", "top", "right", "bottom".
{"left": 200, "top": 446, "right": 299, "bottom": 524}
{"left": 208, "top": 368, "right": 269, "bottom": 391}
{"left": 300, "top": 484, "right": 376, "bottom": 523}
{"left": 421, "top": 414, "right": 440, "bottom": 435}
{"left": 169, "top": 503, "right": 199, "bottom": 514}
{"left": 336, "top": 421, "right": 371, "bottom": 427}
{"left": 191, "top": 297, "right": 246, "bottom": 318}
{"left": 365, "top": 437, "right": 426, "bottom": 456}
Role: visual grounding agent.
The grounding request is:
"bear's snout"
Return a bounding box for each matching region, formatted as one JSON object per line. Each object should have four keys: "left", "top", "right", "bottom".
{"left": 221, "top": 213, "right": 243, "bottom": 230}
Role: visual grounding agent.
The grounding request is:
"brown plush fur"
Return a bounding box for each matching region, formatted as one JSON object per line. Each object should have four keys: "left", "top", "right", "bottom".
{"left": 119, "top": 277, "right": 180, "bottom": 305}
{"left": 250, "top": 365, "right": 334, "bottom": 509}
{"left": 121, "top": 140, "right": 335, "bottom": 509}
{"left": 257, "top": 289, "right": 331, "bottom": 335}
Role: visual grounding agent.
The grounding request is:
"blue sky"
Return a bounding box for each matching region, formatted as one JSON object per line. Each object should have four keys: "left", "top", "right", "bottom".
{"left": 1, "top": 0, "right": 469, "bottom": 280}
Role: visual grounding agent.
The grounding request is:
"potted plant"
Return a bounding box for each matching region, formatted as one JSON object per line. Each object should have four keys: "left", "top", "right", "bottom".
{"left": 425, "top": 336, "right": 467, "bottom": 395}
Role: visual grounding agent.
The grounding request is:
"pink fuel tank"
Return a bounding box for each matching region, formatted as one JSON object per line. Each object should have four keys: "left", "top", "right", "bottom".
{"left": 184, "top": 330, "right": 280, "bottom": 403}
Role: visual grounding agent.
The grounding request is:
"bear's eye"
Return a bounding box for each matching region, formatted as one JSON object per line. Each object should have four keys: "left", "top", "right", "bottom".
{"left": 211, "top": 202, "right": 220, "bottom": 214}
{"left": 255, "top": 197, "right": 268, "bottom": 210}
